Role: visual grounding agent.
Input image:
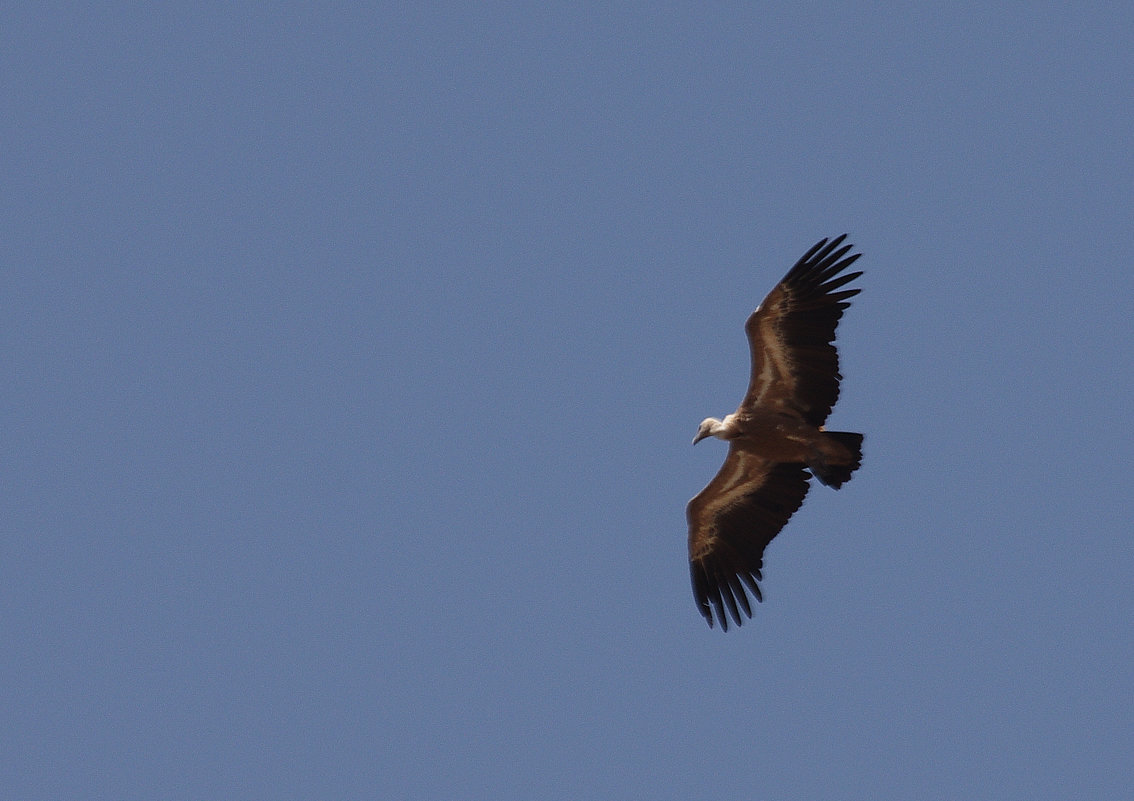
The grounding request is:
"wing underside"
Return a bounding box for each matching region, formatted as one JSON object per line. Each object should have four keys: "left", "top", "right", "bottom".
{"left": 743, "top": 235, "right": 862, "bottom": 426}
{"left": 687, "top": 445, "right": 811, "bottom": 630}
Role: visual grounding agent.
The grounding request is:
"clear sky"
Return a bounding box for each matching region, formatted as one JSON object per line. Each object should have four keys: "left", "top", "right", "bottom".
{"left": 4, "top": 4, "right": 1132, "bottom": 799}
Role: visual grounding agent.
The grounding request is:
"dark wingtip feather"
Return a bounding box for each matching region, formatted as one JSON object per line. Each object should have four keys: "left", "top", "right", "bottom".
{"left": 811, "top": 234, "right": 848, "bottom": 262}
{"left": 692, "top": 561, "right": 762, "bottom": 631}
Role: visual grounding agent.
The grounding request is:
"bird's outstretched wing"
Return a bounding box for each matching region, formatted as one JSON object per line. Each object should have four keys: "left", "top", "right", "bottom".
{"left": 687, "top": 442, "right": 812, "bottom": 630}
{"left": 742, "top": 235, "right": 862, "bottom": 427}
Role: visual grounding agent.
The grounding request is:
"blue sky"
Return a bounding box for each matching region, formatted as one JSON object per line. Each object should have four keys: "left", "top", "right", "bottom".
{"left": 4, "top": 4, "right": 1132, "bottom": 799}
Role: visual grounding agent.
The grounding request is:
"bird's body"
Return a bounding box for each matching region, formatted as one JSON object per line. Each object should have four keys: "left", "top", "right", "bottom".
{"left": 687, "top": 235, "right": 864, "bottom": 630}
{"left": 695, "top": 409, "right": 852, "bottom": 464}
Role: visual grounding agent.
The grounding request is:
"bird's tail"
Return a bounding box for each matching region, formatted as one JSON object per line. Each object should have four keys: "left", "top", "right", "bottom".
{"left": 809, "top": 432, "right": 863, "bottom": 489}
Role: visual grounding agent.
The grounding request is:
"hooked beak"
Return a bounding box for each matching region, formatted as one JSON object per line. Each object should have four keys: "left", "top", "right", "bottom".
{"left": 692, "top": 431, "right": 708, "bottom": 445}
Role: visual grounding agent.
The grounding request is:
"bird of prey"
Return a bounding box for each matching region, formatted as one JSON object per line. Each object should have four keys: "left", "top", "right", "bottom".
{"left": 688, "top": 235, "right": 863, "bottom": 630}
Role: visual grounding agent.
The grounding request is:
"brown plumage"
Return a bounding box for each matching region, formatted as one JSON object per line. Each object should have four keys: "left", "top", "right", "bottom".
{"left": 688, "top": 235, "right": 864, "bottom": 630}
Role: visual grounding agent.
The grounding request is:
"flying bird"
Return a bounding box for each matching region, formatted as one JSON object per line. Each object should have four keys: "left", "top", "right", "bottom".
{"left": 688, "top": 235, "right": 864, "bottom": 630}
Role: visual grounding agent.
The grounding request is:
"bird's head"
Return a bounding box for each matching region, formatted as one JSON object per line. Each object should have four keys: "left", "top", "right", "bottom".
{"left": 692, "top": 417, "right": 721, "bottom": 445}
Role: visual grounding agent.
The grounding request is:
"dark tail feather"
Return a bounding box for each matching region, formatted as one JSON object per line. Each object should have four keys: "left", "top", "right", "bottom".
{"left": 810, "top": 432, "right": 863, "bottom": 489}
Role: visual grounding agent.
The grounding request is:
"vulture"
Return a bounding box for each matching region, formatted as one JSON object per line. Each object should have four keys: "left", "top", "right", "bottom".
{"left": 688, "top": 235, "right": 863, "bottom": 630}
